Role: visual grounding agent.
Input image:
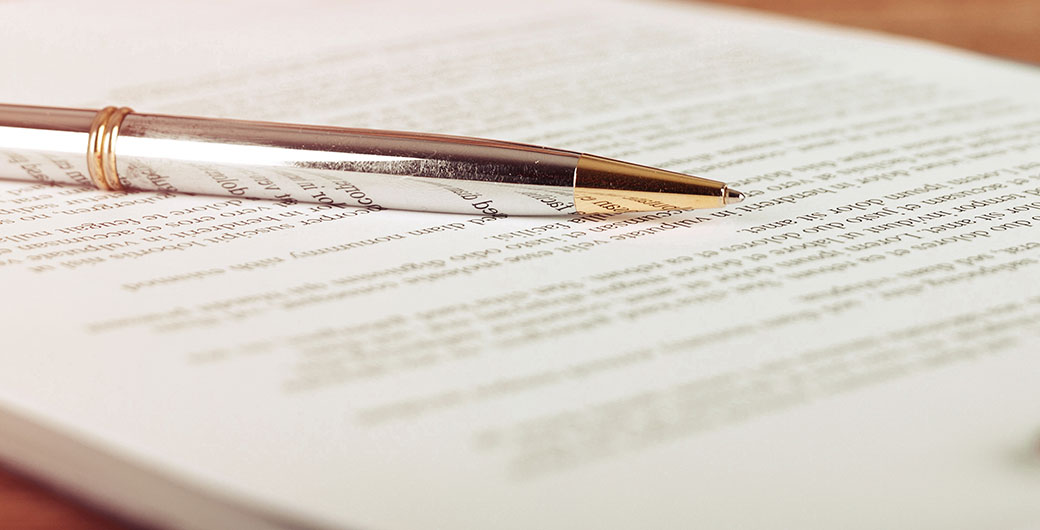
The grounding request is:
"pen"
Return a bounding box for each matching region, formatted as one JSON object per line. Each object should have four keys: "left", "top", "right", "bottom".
{"left": 0, "top": 104, "right": 743, "bottom": 216}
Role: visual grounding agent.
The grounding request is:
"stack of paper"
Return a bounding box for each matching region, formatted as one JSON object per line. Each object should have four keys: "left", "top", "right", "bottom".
{"left": 0, "top": 0, "right": 1037, "bottom": 528}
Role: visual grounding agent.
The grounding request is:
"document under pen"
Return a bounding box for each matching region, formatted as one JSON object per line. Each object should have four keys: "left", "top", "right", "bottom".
{"left": 0, "top": 1, "right": 1038, "bottom": 529}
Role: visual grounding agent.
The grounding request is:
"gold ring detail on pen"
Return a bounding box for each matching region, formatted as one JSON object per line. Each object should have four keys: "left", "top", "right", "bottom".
{"left": 86, "top": 106, "right": 133, "bottom": 191}
{"left": 86, "top": 106, "right": 117, "bottom": 191}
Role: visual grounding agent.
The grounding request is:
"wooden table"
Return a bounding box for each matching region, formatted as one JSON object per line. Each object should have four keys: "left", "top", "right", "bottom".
{"left": 710, "top": 0, "right": 1039, "bottom": 64}
{"left": 3, "top": 1, "right": 1038, "bottom": 528}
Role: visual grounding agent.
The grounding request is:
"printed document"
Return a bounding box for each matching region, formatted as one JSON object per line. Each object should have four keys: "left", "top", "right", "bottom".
{"left": 0, "top": 1, "right": 1038, "bottom": 528}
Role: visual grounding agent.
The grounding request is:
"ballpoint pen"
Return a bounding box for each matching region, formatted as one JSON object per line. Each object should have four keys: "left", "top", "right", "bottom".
{"left": 0, "top": 104, "right": 743, "bottom": 216}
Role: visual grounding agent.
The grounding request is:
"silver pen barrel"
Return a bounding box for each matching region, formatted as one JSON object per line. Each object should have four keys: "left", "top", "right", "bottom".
{"left": 0, "top": 104, "right": 580, "bottom": 216}
{"left": 0, "top": 104, "right": 741, "bottom": 216}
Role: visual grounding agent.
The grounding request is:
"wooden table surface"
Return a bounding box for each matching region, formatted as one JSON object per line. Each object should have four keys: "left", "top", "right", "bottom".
{"left": 3, "top": 1, "right": 1038, "bottom": 528}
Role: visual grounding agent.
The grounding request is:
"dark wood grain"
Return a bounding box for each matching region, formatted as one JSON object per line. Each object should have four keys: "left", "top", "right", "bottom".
{"left": 2, "top": 2, "right": 1037, "bottom": 529}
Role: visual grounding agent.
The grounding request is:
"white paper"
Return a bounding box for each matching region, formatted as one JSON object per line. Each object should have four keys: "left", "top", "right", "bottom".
{"left": 1, "top": 1, "right": 1039, "bottom": 529}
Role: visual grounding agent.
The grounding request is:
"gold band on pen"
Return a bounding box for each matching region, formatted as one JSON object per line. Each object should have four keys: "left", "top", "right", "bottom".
{"left": 86, "top": 106, "right": 133, "bottom": 191}
{"left": 86, "top": 106, "right": 115, "bottom": 190}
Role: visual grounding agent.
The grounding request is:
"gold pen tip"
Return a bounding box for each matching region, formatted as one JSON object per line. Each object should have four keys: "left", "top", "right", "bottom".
{"left": 724, "top": 188, "right": 745, "bottom": 205}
